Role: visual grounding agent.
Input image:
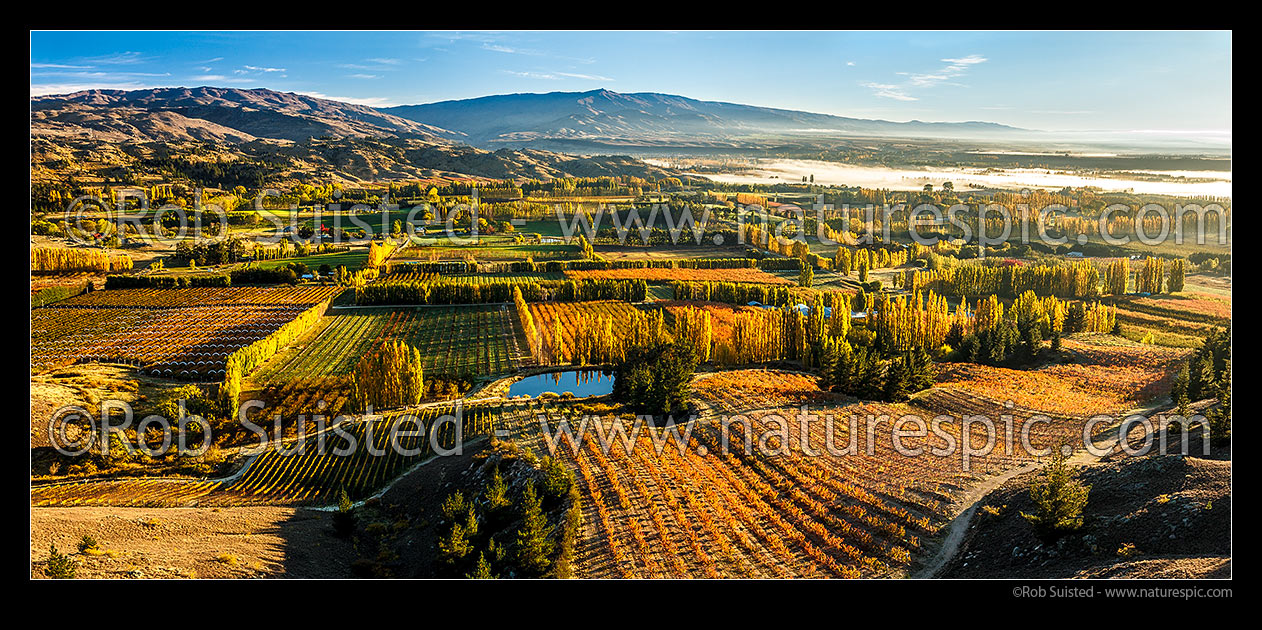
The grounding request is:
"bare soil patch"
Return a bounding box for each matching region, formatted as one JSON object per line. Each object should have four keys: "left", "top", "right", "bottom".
{"left": 31, "top": 505, "right": 357, "bottom": 578}
{"left": 941, "top": 454, "right": 1230, "bottom": 579}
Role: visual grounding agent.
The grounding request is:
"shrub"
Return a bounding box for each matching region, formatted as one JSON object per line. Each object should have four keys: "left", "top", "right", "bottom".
{"left": 332, "top": 487, "right": 356, "bottom": 537}
{"left": 1021, "top": 452, "right": 1090, "bottom": 542}
{"left": 44, "top": 544, "right": 77, "bottom": 579}
{"left": 540, "top": 456, "right": 573, "bottom": 504}
{"left": 77, "top": 535, "right": 99, "bottom": 554}
{"left": 467, "top": 552, "right": 496, "bottom": 579}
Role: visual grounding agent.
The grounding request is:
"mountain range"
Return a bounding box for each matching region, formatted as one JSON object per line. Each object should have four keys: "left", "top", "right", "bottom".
{"left": 383, "top": 88, "right": 1023, "bottom": 149}
{"left": 31, "top": 86, "right": 458, "bottom": 144}
{"left": 29, "top": 86, "right": 1044, "bottom": 186}
{"left": 33, "top": 86, "right": 1030, "bottom": 148}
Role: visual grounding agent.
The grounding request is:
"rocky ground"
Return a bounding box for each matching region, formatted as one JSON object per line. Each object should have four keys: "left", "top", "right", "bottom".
{"left": 941, "top": 453, "right": 1230, "bottom": 579}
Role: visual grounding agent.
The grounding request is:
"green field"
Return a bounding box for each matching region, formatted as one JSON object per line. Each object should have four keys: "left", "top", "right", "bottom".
{"left": 250, "top": 303, "right": 529, "bottom": 384}
{"left": 396, "top": 236, "right": 579, "bottom": 261}
{"left": 254, "top": 249, "right": 369, "bottom": 271}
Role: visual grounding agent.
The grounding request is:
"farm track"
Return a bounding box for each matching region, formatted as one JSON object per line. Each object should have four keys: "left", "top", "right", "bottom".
{"left": 907, "top": 394, "right": 1177, "bottom": 578}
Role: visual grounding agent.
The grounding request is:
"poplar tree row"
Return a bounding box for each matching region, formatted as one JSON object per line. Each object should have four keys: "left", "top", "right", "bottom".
{"left": 32, "top": 247, "right": 133, "bottom": 273}
{"left": 349, "top": 340, "right": 426, "bottom": 411}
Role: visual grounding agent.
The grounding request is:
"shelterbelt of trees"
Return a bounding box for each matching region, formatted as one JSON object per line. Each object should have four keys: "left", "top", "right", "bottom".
{"left": 31, "top": 247, "right": 133, "bottom": 274}
{"left": 355, "top": 276, "right": 648, "bottom": 306}
{"left": 898, "top": 257, "right": 1189, "bottom": 299}
{"left": 506, "top": 256, "right": 804, "bottom": 273}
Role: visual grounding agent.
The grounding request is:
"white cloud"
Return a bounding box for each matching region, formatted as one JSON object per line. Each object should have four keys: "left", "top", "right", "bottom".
{"left": 555, "top": 71, "right": 614, "bottom": 81}
{"left": 505, "top": 70, "right": 561, "bottom": 80}
{"left": 863, "top": 53, "right": 986, "bottom": 101}
{"left": 482, "top": 42, "right": 595, "bottom": 64}
{"left": 31, "top": 62, "right": 93, "bottom": 69}
{"left": 30, "top": 70, "right": 171, "bottom": 80}
{"left": 297, "top": 91, "right": 397, "bottom": 107}
{"left": 486, "top": 43, "right": 529, "bottom": 55}
{"left": 505, "top": 69, "right": 613, "bottom": 82}
{"left": 243, "top": 65, "right": 286, "bottom": 73}
{"left": 346, "top": 73, "right": 380, "bottom": 80}
{"left": 81, "top": 51, "right": 147, "bottom": 65}
{"left": 30, "top": 81, "right": 159, "bottom": 96}
{"left": 906, "top": 54, "right": 987, "bottom": 87}
{"left": 861, "top": 82, "right": 917, "bottom": 101}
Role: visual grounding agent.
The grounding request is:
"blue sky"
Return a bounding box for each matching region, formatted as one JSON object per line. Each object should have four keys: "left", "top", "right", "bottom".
{"left": 30, "top": 30, "right": 1231, "bottom": 133}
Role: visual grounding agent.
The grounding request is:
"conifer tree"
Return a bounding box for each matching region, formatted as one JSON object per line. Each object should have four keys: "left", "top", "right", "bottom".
{"left": 514, "top": 482, "right": 553, "bottom": 577}
{"left": 468, "top": 552, "right": 495, "bottom": 579}
{"left": 883, "top": 355, "right": 910, "bottom": 402}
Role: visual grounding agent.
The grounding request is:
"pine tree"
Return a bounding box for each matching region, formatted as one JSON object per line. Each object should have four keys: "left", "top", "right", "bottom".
{"left": 1021, "top": 452, "right": 1090, "bottom": 542}
{"left": 463, "top": 505, "right": 480, "bottom": 539}
{"left": 1206, "top": 364, "right": 1231, "bottom": 446}
{"left": 485, "top": 467, "right": 510, "bottom": 512}
{"left": 853, "top": 348, "right": 884, "bottom": 400}
{"left": 44, "top": 543, "right": 77, "bottom": 579}
{"left": 882, "top": 356, "right": 910, "bottom": 402}
{"left": 1171, "top": 363, "right": 1190, "bottom": 413}
{"left": 467, "top": 552, "right": 496, "bottom": 579}
{"left": 833, "top": 345, "right": 854, "bottom": 394}
{"left": 514, "top": 482, "right": 553, "bottom": 577}
{"left": 540, "top": 456, "right": 573, "bottom": 503}
{"left": 817, "top": 342, "right": 839, "bottom": 391}
{"left": 441, "top": 490, "right": 468, "bottom": 522}
{"left": 438, "top": 522, "right": 472, "bottom": 568}
{"left": 905, "top": 348, "right": 937, "bottom": 392}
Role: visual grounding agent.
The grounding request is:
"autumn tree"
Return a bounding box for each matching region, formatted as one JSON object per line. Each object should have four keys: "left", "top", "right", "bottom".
{"left": 350, "top": 340, "right": 425, "bottom": 410}
{"left": 1167, "top": 258, "right": 1186, "bottom": 293}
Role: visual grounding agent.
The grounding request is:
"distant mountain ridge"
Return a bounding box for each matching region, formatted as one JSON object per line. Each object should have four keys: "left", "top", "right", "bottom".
{"left": 31, "top": 86, "right": 461, "bottom": 144}
{"left": 29, "top": 87, "right": 686, "bottom": 185}
{"left": 383, "top": 88, "right": 1024, "bottom": 148}
{"left": 31, "top": 86, "right": 1025, "bottom": 148}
